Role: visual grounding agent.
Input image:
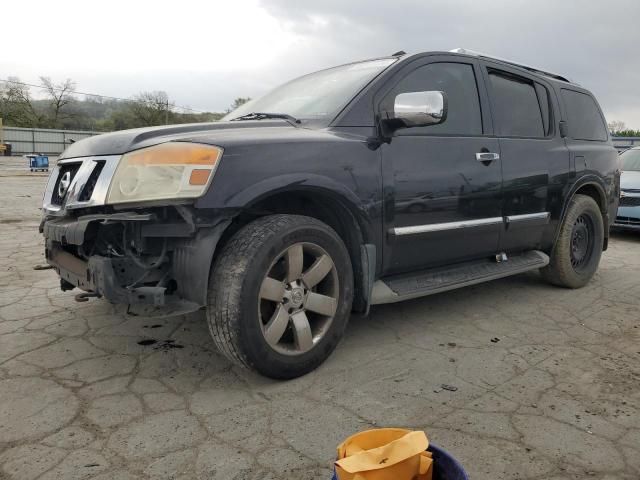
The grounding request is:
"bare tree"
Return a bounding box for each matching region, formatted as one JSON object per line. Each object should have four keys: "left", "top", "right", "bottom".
{"left": 129, "top": 91, "right": 174, "bottom": 126}
{"left": 0, "top": 77, "right": 44, "bottom": 127}
{"left": 608, "top": 120, "right": 626, "bottom": 134}
{"left": 40, "top": 77, "right": 76, "bottom": 128}
{"left": 227, "top": 97, "right": 252, "bottom": 113}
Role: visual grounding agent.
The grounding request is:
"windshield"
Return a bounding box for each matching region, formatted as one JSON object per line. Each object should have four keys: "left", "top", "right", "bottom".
{"left": 222, "top": 58, "right": 397, "bottom": 124}
{"left": 621, "top": 149, "right": 640, "bottom": 171}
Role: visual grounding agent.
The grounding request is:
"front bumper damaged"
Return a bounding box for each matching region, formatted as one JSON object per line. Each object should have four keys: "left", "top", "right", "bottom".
{"left": 42, "top": 211, "right": 230, "bottom": 316}
{"left": 47, "top": 246, "right": 167, "bottom": 305}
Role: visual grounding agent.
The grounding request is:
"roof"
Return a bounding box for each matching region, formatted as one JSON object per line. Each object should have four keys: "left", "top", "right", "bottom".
{"left": 449, "top": 48, "right": 576, "bottom": 85}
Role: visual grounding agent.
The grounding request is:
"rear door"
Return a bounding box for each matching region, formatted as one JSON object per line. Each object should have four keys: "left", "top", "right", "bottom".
{"left": 481, "top": 61, "right": 569, "bottom": 253}
{"left": 379, "top": 56, "right": 503, "bottom": 275}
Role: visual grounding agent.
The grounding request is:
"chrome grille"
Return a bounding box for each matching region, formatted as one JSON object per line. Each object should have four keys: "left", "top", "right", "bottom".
{"left": 78, "top": 161, "right": 106, "bottom": 201}
{"left": 615, "top": 216, "right": 640, "bottom": 226}
{"left": 43, "top": 155, "right": 121, "bottom": 214}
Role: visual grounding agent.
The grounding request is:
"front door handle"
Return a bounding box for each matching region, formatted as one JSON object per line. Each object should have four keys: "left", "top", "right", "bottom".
{"left": 476, "top": 152, "right": 500, "bottom": 163}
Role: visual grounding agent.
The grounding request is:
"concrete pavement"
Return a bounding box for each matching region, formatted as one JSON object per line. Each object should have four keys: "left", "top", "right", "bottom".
{"left": 1, "top": 158, "right": 639, "bottom": 479}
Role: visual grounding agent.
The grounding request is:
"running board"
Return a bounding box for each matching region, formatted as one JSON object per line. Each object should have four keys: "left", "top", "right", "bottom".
{"left": 371, "top": 250, "right": 549, "bottom": 305}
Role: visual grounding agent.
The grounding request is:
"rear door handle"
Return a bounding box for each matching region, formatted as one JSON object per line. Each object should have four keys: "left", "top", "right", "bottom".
{"left": 476, "top": 152, "right": 500, "bottom": 162}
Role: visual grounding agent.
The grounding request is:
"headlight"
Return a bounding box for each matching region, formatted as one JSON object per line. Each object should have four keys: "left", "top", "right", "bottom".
{"left": 106, "top": 142, "right": 223, "bottom": 204}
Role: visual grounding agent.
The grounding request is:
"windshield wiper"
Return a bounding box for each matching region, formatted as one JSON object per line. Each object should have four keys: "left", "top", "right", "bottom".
{"left": 230, "top": 112, "right": 301, "bottom": 127}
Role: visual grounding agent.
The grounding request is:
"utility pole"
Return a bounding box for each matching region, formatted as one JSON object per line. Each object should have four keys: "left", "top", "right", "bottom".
{"left": 165, "top": 99, "right": 169, "bottom": 125}
{"left": 0, "top": 117, "right": 5, "bottom": 155}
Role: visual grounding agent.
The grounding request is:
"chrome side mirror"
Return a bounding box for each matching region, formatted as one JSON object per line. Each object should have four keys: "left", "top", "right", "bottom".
{"left": 392, "top": 91, "right": 448, "bottom": 128}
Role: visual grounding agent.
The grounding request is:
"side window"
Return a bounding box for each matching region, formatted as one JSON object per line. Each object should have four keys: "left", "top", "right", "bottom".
{"left": 535, "top": 83, "right": 552, "bottom": 136}
{"left": 488, "top": 70, "right": 545, "bottom": 137}
{"left": 382, "top": 62, "right": 483, "bottom": 135}
{"left": 561, "top": 89, "right": 608, "bottom": 141}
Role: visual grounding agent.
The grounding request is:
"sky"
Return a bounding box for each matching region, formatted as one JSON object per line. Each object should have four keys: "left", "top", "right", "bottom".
{"left": 2, "top": 0, "right": 640, "bottom": 127}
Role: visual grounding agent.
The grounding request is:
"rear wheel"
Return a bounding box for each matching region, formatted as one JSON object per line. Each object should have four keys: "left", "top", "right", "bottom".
{"left": 541, "top": 194, "right": 604, "bottom": 288}
{"left": 207, "top": 214, "right": 353, "bottom": 379}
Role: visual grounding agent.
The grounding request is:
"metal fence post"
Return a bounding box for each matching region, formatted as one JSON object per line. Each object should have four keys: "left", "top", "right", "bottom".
{"left": 31, "top": 129, "right": 35, "bottom": 154}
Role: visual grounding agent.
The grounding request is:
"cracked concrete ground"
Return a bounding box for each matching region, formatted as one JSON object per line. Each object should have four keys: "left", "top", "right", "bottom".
{"left": 1, "top": 156, "right": 639, "bottom": 479}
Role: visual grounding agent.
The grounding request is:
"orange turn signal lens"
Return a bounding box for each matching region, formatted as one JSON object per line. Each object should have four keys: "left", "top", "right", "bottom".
{"left": 126, "top": 142, "right": 223, "bottom": 166}
{"left": 189, "top": 169, "right": 211, "bottom": 185}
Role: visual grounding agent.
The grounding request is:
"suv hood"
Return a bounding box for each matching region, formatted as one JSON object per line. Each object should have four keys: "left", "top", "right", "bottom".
{"left": 59, "top": 120, "right": 306, "bottom": 159}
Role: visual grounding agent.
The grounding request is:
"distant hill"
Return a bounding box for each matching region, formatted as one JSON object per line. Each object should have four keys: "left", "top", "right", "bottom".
{"left": 1, "top": 78, "right": 231, "bottom": 132}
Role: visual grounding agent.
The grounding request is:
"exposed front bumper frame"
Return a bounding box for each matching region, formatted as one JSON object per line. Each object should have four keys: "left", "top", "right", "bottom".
{"left": 43, "top": 211, "right": 231, "bottom": 316}
{"left": 47, "top": 244, "right": 169, "bottom": 306}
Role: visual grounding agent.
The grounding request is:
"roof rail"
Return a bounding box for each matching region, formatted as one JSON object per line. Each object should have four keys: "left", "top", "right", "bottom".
{"left": 450, "top": 48, "right": 573, "bottom": 83}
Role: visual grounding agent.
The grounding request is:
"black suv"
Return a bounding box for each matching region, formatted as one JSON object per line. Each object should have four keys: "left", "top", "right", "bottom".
{"left": 41, "top": 49, "right": 620, "bottom": 378}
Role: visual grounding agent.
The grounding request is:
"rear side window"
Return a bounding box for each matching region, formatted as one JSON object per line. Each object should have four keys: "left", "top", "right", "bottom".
{"left": 535, "top": 83, "right": 552, "bottom": 136}
{"left": 488, "top": 71, "right": 545, "bottom": 137}
{"left": 381, "top": 62, "right": 483, "bottom": 135}
{"left": 561, "top": 89, "right": 608, "bottom": 141}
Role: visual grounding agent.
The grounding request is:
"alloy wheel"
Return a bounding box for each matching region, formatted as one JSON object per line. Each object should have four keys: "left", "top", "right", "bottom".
{"left": 258, "top": 242, "right": 339, "bottom": 355}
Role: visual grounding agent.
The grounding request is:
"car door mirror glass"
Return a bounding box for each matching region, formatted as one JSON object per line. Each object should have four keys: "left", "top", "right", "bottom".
{"left": 392, "top": 91, "right": 448, "bottom": 128}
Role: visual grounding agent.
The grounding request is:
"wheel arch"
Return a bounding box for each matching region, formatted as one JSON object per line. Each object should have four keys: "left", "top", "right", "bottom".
{"left": 214, "top": 182, "right": 376, "bottom": 312}
{"left": 555, "top": 176, "right": 609, "bottom": 250}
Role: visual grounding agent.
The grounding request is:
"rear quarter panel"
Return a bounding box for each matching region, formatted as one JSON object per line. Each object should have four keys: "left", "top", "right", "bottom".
{"left": 552, "top": 84, "right": 620, "bottom": 244}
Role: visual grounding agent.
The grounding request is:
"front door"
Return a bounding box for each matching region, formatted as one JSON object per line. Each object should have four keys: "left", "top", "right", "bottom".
{"left": 379, "top": 58, "right": 503, "bottom": 275}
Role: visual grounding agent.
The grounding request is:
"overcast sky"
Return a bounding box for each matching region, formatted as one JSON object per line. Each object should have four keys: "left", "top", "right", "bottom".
{"left": 3, "top": 0, "right": 640, "bottom": 127}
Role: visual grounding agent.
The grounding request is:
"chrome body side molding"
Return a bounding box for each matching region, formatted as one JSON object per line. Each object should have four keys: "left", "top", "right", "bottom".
{"left": 392, "top": 217, "right": 503, "bottom": 236}
{"left": 391, "top": 212, "right": 551, "bottom": 236}
{"left": 505, "top": 212, "right": 550, "bottom": 223}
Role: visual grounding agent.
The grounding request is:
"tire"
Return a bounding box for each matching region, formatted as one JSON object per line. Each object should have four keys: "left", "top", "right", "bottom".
{"left": 541, "top": 194, "right": 604, "bottom": 288}
{"left": 206, "top": 214, "right": 353, "bottom": 379}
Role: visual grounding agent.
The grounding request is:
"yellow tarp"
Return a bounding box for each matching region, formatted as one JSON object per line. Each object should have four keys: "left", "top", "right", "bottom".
{"left": 335, "top": 428, "right": 433, "bottom": 480}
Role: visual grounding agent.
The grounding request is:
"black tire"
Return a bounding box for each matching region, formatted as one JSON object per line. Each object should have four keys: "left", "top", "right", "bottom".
{"left": 206, "top": 214, "right": 353, "bottom": 379}
{"left": 541, "top": 194, "right": 604, "bottom": 288}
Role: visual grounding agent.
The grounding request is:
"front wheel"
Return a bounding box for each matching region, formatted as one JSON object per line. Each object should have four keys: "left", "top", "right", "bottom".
{"left": 207, "top": 214, "right": 353, "bottom": 379}
{"left": 541, "top": 194, "right": 604, "bottom": 288}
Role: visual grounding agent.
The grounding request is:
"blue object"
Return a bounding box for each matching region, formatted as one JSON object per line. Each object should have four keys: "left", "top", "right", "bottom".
{"left": 331, "top": 443, "right": 469, "bottom": 480}
{"left": 27, "top": 155, "right": 49, "bottom": 172}
{"left": 428, "top": 443, "right": 469, "bottom": 480}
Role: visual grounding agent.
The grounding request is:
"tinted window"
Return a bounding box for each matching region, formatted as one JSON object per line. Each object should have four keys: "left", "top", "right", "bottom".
{"left": 561, "top": 89, "right": 608, "bottom": 141}
{"left": 488, "top": 71, "right": 544, "bottom": 137}
{"left": 535, "top": 83, "right": 552, "bottom": 136}
{"left": 382, "top": 62, "right": 482, "bottom": 135}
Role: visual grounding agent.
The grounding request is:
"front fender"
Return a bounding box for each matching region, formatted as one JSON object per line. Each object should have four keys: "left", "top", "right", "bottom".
{"left": 173, "top": 219, "right": 231, "bottom": 307}
{"left": 227, "top": 173, "right": 364, "bottom": 211}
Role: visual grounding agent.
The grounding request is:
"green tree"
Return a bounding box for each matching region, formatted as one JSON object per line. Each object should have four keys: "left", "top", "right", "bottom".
{"left": 613, "top": 129, "right": 640, "bottom": 137}
{"left": 127, "top": 91, "right": 174, "bottom": 127}
{"left": 608, "top": 120, "right": 640, "bottom": 137}
{"left": 1, "top": 77, "right": 226, "bottom": 131}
